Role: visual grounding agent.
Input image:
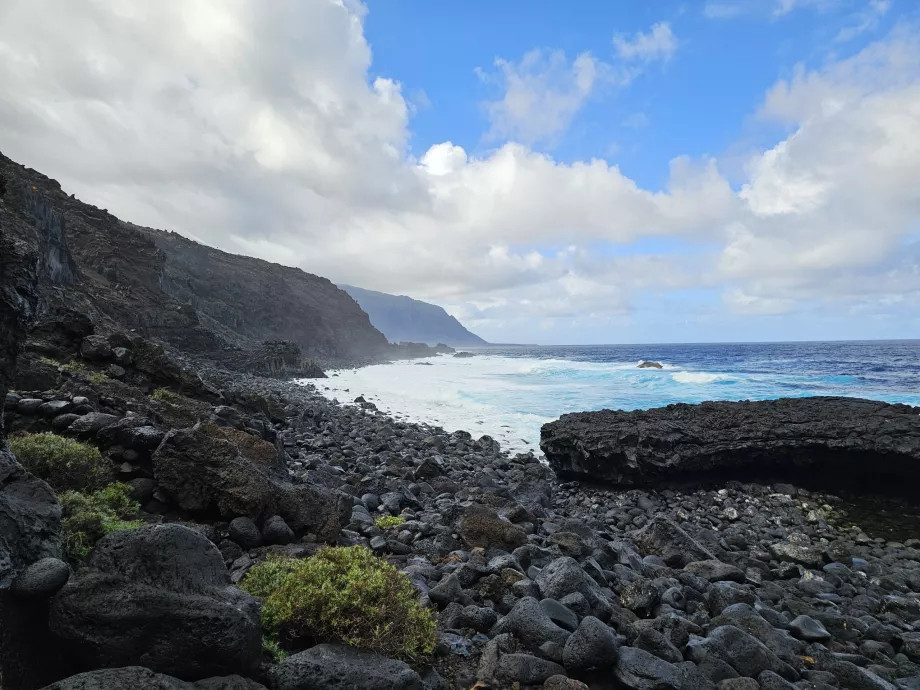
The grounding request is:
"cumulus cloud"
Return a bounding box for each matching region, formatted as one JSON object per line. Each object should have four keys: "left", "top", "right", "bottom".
{"left": 478, "top": 50, "right": 611, "bottom": 147}
{"left": 480, "top": 21, "right": 677, "bottom": 147}
{"left": 613, "top": 23, "right": 678, "bottom": 62}
{"left": 0, "top": 0, "right": 918, "bottom": 338}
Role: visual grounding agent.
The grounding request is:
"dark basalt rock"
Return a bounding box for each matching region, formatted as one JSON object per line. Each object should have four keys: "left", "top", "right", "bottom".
{"left": 152, "top": 423, "right": 349, "bottom": 541}
{"left": 41, "top": 666, "right": 267, "bottom": 689}
{"left": 541, "top": 397, "right": 920, "bottom": 493}
{"left": 48, "top": 525, "right": 261, "bottom": 681}
{"left": 0, "top": 224, "right": 65, "bottom": 689}
{"left": 270, "top": 644, "right": 424, "bottom": 690}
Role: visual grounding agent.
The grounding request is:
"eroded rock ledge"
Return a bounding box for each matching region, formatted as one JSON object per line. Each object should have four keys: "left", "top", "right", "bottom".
{"left": 541, "top": 396, "right": 920, "bottom": 492}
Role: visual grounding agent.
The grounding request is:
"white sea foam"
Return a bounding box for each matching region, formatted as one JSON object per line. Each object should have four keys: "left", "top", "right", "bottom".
{"left": 303, "top": 353, "right": 750, "bottom": 457}
{"left": 671, "top": 371, "right": 734, "bottom": 384}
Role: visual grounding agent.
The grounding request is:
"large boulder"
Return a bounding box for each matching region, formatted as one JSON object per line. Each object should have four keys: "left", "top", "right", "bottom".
{"left": 40, "top": 667, "right": 267, "bottom": 690}
{"left": 0, "top": 448, "right": 62, "bottom": 589}
{"left": 630, "top": 517, "right": 715, "bottom": 566}
{"left": 270, "top": 644, "right": 424, "bottom": 690}
{"left": 152, "top": 423, "right": 349, "bottom": 541}
{"left": 457, "top": 504, "right": 527, "bottom": 551}
{"left": 541, "top": 397, "right": 920, "bottom": 489}
{"left": 48, "top": 524, "right": 261, "bottom": 681}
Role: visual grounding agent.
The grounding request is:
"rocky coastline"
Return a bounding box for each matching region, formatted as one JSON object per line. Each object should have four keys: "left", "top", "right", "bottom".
{"left": 2, "top": 313, "right": 920, "bottom": 689}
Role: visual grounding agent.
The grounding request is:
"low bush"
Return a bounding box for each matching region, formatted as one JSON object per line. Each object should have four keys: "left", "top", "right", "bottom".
{"left": 261, "top": 635, "right": 288, "bottom": 662}
{"left": 241, "top": 546, "right": 436, "bottom": 661}
{"left": 59, "top": 360, "right": 90, "bottom": 376}
{"left": 9, "top": 432, "right": 110, "bottom": 492}
{"left": 59, "top": 482, "right": 143, "bottom": 565}
{"left": 375, "top": 515, "right": 405, "bottom": 529}
{"left": 150, "top": 388, "right": 184, "bottom": 404}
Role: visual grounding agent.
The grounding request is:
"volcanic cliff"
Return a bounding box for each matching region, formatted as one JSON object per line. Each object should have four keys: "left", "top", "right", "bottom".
{"left": 0, "top": 152, "right": 391, "bottom": 369}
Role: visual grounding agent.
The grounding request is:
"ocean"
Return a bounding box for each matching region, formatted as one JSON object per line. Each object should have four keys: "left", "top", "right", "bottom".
{"left": 311, "top": 341, "right": 920, "bottom": 457}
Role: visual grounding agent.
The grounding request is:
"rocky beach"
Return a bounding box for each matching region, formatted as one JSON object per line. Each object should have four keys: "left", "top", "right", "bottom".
{"left": 3, "top": 154, "right": 920, "bottom": 690}
{"left": 4, "top": 324, "right": 920, "bottom": 689}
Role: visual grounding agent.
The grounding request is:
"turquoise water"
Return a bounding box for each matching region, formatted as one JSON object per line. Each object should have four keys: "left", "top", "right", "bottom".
{"left": 315, "top": 340, "right": 920, "bottom": 455}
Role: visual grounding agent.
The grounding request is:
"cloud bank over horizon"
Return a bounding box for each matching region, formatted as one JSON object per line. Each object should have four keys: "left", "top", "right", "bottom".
{"left": 0, "top": 0, "right": 918, "bottom": 343}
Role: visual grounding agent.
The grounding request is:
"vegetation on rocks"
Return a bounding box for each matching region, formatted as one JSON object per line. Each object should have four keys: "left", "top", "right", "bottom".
{"left": 59, "top": 482, "right": 144, "bottom": 564}
{"left": 150, "top": 387, "right": 186, "bottom": 404}
{"left": 9, "top": 432, "right": 110, "bottom": 492}
{"left": 241, "top": 546, "right": 436, "bottom": 661}
{"left": 375, "top": 514, "right": 405, "bottom": 529}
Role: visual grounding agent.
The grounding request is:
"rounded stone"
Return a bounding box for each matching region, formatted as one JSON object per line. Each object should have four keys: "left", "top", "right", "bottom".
{"left": 229, "top": 517, "right": 263, "bottom": 550}
{"left": 261, "top": 515, "right": 295, "bottom": 545}
{"left": 13, "top": 558, "right": 71, "bottom": 598}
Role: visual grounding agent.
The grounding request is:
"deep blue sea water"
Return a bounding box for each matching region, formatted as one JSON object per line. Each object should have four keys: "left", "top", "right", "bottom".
{"left": 313, "top": 340, "right": 920, "bottom": 456}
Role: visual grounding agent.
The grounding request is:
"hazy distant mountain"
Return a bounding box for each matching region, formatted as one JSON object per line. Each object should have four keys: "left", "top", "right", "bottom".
{"left": 340, "top": 285, "right": 487, "bottom": 346}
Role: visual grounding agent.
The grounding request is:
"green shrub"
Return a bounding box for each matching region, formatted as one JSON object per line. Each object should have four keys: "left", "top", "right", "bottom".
{"left": 150, "top": 388, "right": 184, "bottom": 404}
{"left": 241, "top": 547, "right": 436, "bottom": 661}
{"left": 60, "top": 483, "right": 143, "bottom": 564}
{"left": 375, "top": 515, "right": 405, "bottom": 529}
{"left": 261, "top": 635, "right": 288, "bottom": 662}
{"left": 88, "top": 372, "right": 109, "bottom": 385}
{"left": 38, "top": 356, "right": 61, "bottom": 368}
{"left": 60, "top": 360, "right": 90, "bottom": 376}
{"left": 9, "top": 432, "right": 110, "bottom": 492}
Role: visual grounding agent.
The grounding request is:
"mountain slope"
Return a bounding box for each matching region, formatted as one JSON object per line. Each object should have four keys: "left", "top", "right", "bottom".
{"left": 340, "top": 284, "right": 487, "bottom": 346}
{"left": 0, "top": 152, "right": 390, "bottom": 364}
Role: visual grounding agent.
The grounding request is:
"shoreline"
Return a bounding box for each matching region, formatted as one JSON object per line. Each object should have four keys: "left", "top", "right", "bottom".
{"left": 5, "top": 340, "right": 920, "bottom": 687}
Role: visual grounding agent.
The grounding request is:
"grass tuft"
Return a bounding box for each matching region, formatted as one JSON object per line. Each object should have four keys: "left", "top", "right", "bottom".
{"left": 375, "top": 515, "right": 405, "bottom": 529}
{"left": 59, "top": 482, "right": 143, "bottom": 565}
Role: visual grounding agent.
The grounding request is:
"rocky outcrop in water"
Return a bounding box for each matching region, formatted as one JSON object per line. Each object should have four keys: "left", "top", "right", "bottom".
{"left": 541, "top": 397, "right": 920, "bottom": 492}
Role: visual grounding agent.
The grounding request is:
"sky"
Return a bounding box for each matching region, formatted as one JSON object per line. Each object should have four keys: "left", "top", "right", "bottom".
{"left": 1, "top": 1, "right": 919, "bottom": 344}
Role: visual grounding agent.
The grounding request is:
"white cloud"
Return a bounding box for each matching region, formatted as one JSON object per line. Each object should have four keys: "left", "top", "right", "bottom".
{"left": 478, "top": 50, "right": 611, "bottom": 147}
{"left": 835, "top": 0, "right": 890, "bottom": 43}
{"left": 480, "top": 21, "right": 675, "bottom": 147}
{"left": 0, "top": 1, "right": 918, "bottom": 337}
{"left": 613, "top": 23, "right": 678, "bottom": 62}
{"left": 703, "top": 0, "right": 840, "bottom": 19}
{"left": 774, "top": 0, "right": 838, "bottom": 16}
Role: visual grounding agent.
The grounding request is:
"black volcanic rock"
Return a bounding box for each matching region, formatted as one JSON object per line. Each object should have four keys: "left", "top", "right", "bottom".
{"left": 541, "top": 397, "right": 920, "bottom": 491}
{"left": 49, "top": 524, "right": 261, "bottom": 681}
{"left": 0, "top": 223, "right": 65, "bottom": 689}
{"left": 0, "top": 152, "right": 389, "bottom": 365}
{"left": 0, "top": 229, "right": 62, "bottom": 582}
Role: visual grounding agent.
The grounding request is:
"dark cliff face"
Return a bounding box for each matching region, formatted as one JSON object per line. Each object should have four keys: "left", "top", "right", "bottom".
{"left": 0, "top": 152, "right": 389, "bottom": 363}
{"left": 340, "top": 284, "right": 487, "bottom": 347}
{"left": 142, "top": 229, "right": 388, "bottom": 359}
